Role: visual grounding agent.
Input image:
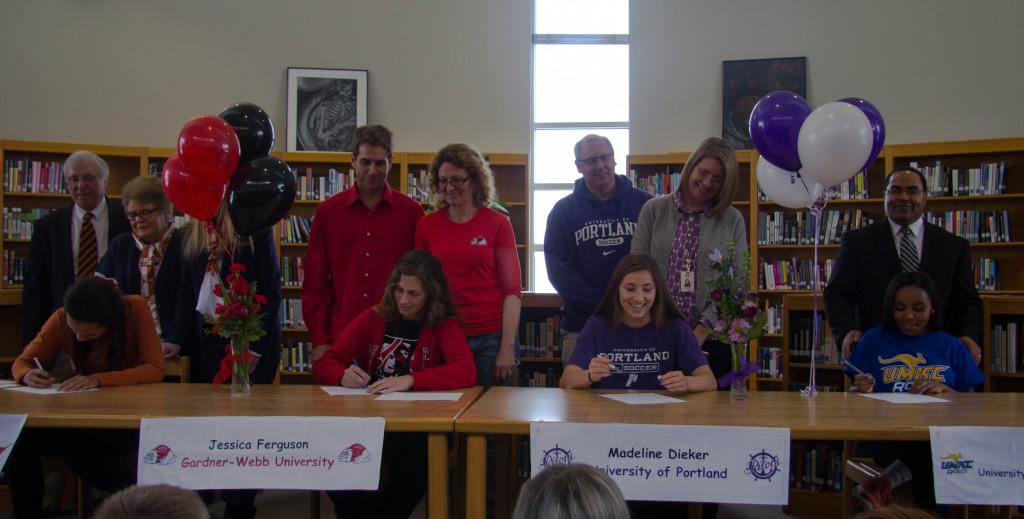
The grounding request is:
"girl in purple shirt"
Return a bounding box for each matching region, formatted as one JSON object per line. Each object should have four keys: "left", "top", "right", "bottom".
{"left": 561, "top": 254, "right": 716, "bottom": 392}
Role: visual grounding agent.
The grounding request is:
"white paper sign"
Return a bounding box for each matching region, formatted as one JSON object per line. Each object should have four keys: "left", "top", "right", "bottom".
{"left": 930, "top": 426, "right": 1024, "bottom": 505}
{"left": 531, "top": 423, "right": 790, "bottom": 504}
{"left": 0, "top": 415, "right": 27, "bottom": 470}
{"left": 138, "top": 416, "right": 385, "bottom": 490}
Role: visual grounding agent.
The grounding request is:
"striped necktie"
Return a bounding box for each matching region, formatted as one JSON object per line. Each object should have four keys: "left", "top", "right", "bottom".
{"left": 76, "top": 212, "right": 98, "bottom": 279}
{"left": 899, "top": 226, "right": 919, "bottom": 272}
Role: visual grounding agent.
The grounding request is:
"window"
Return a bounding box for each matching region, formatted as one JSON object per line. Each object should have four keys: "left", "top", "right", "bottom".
{"left": 531, "top": 0, "right": 629, "bottom": 293}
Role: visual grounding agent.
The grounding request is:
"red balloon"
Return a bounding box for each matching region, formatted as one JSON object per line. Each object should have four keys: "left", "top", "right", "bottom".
{"left": 162, "top": 153, "right": 225, "bottom": 221}
{"left": 176, "top": 115, "right": 241, "bottom": 187}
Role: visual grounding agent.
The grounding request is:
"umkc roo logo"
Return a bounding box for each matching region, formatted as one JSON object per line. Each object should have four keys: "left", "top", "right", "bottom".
{"left": 877, "top": 353, "right": 948, "bottom": 392}
{"left": 939, "top": 452, "right": 973, "bottom": 474}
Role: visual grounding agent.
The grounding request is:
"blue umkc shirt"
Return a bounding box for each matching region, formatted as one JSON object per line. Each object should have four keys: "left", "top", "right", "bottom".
{"left": 844, "top": 327, "right": 984, "bottom": 393}
{"left": 543, "top": 175, "right": 651, "bottom": 332}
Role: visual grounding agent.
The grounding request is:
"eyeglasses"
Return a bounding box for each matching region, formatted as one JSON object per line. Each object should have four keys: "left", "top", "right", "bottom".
{"left": 438, "top": 176, "right": 470, "bottom": 186}
{"left": 886, "top": 186, "right": 922, "bottom": 196}
{"left": 126, "top": 208, "right": 158, "bottom": 220}
{"left": 579, "top": 153, "right": 615, "bottom": 166}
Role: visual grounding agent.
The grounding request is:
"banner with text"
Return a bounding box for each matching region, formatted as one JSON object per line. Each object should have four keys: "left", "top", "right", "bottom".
{"left": 531, "top": 423, "right": 790, "bottom": 504}
{"left": 930, "top": 426, "right": 1024, "bottom": 505}
{"left": 0, "top": 414, "right": 27, "bottom": 470}
{"left": 138, "top": 416, "right": 385, "bottom": 490}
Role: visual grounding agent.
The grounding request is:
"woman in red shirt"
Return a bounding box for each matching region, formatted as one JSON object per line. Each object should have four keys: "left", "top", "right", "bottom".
{"left": 415, "top": 143, "right": 522, "bottom": 388}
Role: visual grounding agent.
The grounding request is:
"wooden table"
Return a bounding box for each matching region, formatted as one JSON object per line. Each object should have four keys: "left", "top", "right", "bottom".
{"left": 455, "top": 387, "right": 1024, "bottom": 518}
{"left": 0, "top": 383, "right": 482, "bottom": 519}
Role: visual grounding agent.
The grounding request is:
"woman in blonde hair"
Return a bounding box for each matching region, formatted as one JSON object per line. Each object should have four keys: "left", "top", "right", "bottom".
{"left": 415, "top": 143, "right": 522, "bottom": 388}
{"left": 175, "top": 202, "right": 279, "bottom": 519}
{"left": 513, "top": 463, "right": 630, "bottom": 519}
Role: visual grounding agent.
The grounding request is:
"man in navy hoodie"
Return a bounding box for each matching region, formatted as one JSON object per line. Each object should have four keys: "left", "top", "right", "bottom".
{"left": 544, "top": 134, "right": 652, "bottom": 363}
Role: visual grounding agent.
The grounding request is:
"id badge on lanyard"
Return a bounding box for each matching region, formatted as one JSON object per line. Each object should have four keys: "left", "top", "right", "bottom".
{"left": 680, "top": 258, "right": 695, "bottom": 293}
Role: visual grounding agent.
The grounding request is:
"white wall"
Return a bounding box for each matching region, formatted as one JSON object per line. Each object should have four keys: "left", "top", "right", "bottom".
{"left": 631, "top": 0, "right": 1024, "bottom": 154}
{"left": 0, "top": 0, "right": 532, "bottom": 152}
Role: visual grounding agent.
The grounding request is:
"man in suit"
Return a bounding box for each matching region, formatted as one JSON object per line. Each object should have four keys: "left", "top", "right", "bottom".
{"left": 21, "top": 150, "right": 131, "bottom": 344}
{"left": 824, "top": 167, "right": 982, "bottom": 363}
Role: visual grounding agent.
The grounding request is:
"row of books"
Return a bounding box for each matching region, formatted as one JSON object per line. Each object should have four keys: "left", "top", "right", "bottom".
{"left": 407, "top": 170, "right": 430, "bottom": 203}
{"left": 280, "top": 215, "right": 313, "bottom": 244}
{"left": 791, "top": 442, "right": 843, "bottom": 492}
{"left": 290, "top": 167, "right": 354, "bottom": 201}
{"left": 3, "top": 207, "right": 54, "bottom": 239}
{"left": 974, "top": 257, "right": 998, "bottom": 291}
{"left": 789, "top": 314, "right": 841, "bottom": 365}
{"left": 519, "top": 316, "right": 563, "bottom": 358}
{"left": 3, "top": 159, "right": 66, "bottom": 193}
{"left": 758, "top": 171, "right": 870, "bottom": 202}
{"left": 757, "top": 347, "right": 782, "bottom": 378}
{"left": 910, "top": 160, "right": 1006, "bottom": 196}
{"left": 280, "top": 299, "right": 305, "bottom": 329}
{"left": 760, "top": 258, "right": 833, "bottom": 290}
{"left": 925, "top": 210, "right": 1011, "bottom": 243}
{"left": 757, "top": 209, "right": 875, "bottom": 245}
{"left": 280, "top": 340, "right": 313, "bottom": 373}
{"left": 990, "top": 322, "right": 1020, "bottom": 373}
{"left": 520, "top": 367, "right": 560, "bottom": 388}
{"left": 764, "top": 304, "right": 783, "bottom": 334}
{"left": 281, "top": 257, "right": 305, "bottom": 287}
{"left": 627, "top": 170, "right": 682, "bottom": 196}
{"left": 2, "top": 250, "right": 25, "bottom": 286}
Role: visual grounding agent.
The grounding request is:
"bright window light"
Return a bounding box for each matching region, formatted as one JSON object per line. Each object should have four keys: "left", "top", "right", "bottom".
{"left": 535, "top": 0, "right": 628, "bottom": 35}
{"left": 532, "top": 189, "right": 572, "bottom": 245}
{"left": 533, "top": 251, "right": 557, "bottom": 293}
{"left": 533, "top": 128, "right": 629, "bottom": 184}
{"left": 534, "top": 44, "right": 629, "bottom": 123}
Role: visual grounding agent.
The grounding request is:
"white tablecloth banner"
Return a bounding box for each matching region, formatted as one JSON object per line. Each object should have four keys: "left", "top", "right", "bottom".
{"left": 138, "top": 416, "right": 385, "bottom": 490}
{"left": 930, "top": 426, "right": 1024, "bottom": 505}
{"left": 0, "top": 414, "right": 27, "bottom": 470}
{"left": 531, "top": 422, "right": 790, "bottom": 504}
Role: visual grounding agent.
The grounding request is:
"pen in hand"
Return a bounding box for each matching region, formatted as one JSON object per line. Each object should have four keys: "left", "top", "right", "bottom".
{"left": 842, "top": 359, "right": 864, "bottom": 375}
{"left": 33, "top": 357, "right": 46, "bottom": 372}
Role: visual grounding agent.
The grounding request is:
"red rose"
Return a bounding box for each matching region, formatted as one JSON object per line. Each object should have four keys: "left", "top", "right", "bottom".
{"left": 230, "top": 263, "right": 246, "bottom": 273}
{"left": 232, "top": 277, "right": 250, "bottom": 296}
{"left": 226, "top": 273, "right": 237, "bottom": 284}
{"left": 215, "top": 304, "right": 226, "bottom": 315}
{"left": 254, "top": 294, "right": 268, "bottom": 305}
{"left": 213, "top": 284, "right": 223, "bottom": 297}
{"left": 228, "top": 302, "right": 247, "bottom": 319}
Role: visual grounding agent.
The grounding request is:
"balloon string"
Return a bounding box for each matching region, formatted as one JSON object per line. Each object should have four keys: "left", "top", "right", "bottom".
{"left": 806, "top": 188, "right": 829, "bottom": 397}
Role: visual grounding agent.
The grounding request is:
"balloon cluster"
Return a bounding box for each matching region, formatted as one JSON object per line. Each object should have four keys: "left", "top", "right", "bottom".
{"left": 163, "top": 103, "right": 297, "bottom": 235}
{"left": 750, "top": 92, "right": 885, "bottom": 209}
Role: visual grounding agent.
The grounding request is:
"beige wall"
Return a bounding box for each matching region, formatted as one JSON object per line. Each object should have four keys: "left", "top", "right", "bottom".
{"left": 1, "top": 1, "right": 1022, "bottom": 156}
{"left": 0, "top": 0, "right": 532, "bottom": 152}
{"left": 630, "top": 0, "right": 1024, "bottom": 154}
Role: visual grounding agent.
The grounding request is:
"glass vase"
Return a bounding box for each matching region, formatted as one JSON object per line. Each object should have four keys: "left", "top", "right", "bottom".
{"left": 729, "top": 342, "right": 749, "bottom": 401}
{"left": 231, "top": 339, "right": 251, "bottom": 396}
{"left": 730, "top": 377, "right": 748, "bottom": 401}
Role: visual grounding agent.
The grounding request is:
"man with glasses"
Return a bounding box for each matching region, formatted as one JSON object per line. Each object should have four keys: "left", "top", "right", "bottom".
{"left": 544, "top": 134, "right": 652, "bottom": 363}
{"left": 302, "top": 125, "right": 423, "bottom": 362}
{"left": 22, "top": 150, "right": 130, "bottom": 345}
{"left": 825, "top": 167, "right": 982, "bottom": 363}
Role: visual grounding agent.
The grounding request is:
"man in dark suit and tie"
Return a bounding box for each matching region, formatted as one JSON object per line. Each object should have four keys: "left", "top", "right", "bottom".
{"left": 825, "top": 167, "right": 982, "bottom": 363}
{"left": 21, "top": 150, "right": 131, "bottom": 344}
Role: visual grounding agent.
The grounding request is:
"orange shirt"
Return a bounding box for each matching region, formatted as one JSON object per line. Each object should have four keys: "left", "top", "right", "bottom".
{"left": 13, "top": 295, "right": 164, "bottom": 387}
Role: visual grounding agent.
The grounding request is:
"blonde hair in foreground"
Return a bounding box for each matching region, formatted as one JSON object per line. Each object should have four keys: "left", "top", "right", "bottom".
{"left": 92, "top": 484, "right": 209, "bottom": 519}
{"left": 512, "top": 463, "right": 630, "bottom": 519}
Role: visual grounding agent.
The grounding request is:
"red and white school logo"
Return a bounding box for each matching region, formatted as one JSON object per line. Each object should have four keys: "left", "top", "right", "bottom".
{"left": 337, "top": 443, "right": 372, "bottom": 464}
{"left": 143, "top": 444, "right": 177, "bottom": 465}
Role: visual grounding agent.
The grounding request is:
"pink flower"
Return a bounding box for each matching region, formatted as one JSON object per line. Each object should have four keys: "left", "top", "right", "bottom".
{"left": 729, "top": 331, "right": 745, "bottom": 343}
{"left": 710, "top": 290, "right": 723, "bottom": 302}
{"left": 732, "top": 319, "right": 752, "bottom": 331}
{"left": 742, "top": 300, "right": 759, "bottom": 319}
{"left": 714, "top": 320, "right": 726, "bottom": 333}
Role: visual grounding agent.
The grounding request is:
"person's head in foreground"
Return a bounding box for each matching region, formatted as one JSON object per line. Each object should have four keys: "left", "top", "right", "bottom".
{"left": 93, "top": 484, "right": 209, "bottom": 519}
{"left": 512, "top": 463, "right": 630, "bottom": 519}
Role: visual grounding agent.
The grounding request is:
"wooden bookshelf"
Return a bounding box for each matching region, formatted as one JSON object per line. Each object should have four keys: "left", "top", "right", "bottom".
{"left": 982, "top": 295, "right": 1024, "bottom": 392}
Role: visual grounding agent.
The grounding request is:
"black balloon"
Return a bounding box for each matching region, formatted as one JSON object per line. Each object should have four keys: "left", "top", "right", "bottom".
{"left": 227, "top": 156, "right": 296, "bottom": 236}
{"left": 219, "top": 102, "right": 275, "bottom": 162}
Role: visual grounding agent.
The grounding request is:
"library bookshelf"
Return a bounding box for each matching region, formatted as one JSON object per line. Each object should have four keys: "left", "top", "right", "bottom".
{"left": 0, "top": 140, "right": 530, "bottom": 381}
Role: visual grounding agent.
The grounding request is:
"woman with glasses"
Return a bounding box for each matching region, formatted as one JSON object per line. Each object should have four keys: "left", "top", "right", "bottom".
{"left": 631, "top": 137, "right": 748, "bottom": 384}
{"left": 97, "top": 176, "right": 187, "bottom": 359}
{"left": 415, "top": 143, "right": 522, "bottom": 388}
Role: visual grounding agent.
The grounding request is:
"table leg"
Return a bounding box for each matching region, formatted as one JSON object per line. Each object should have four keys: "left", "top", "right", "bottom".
{"left": 428, "top": 432, "right": 449, "bottom": 519}
{"left": 466, "top": 434, "right": 487, "bottom": 519}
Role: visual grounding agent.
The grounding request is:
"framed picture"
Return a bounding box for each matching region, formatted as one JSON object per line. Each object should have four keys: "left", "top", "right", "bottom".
{"left": 722, "top": 57, "right": 806, "bottom": 150}
{"left": 287, "top": 67, "right": 368, "bottom": 152}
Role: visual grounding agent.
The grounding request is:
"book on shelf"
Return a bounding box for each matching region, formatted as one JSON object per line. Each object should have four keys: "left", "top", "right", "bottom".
{"left": 764, "top": 303, "right": 783, "bottom": 334}
{"left": 758, "top": 209, "right": 875, "bottom": 245}
{"left": 974, "top": 257, "right": 998, "bottom": 291}
{"left": 280, "top": 299, "right": 305, "bottom": 329}
{"left": 758, "top": 171, "right": 868, "bottom": 203}
{"left": 280, "top": 215, "right": 313, "bottom": 244}
{"left": 290, "top": 166, "right": 354, "bottom": 201}
{"left": 790, "top": 314, "right": 840, "bottom": 365}
{"left": 757, "top": 346, "right": 782, "bottom": 378}
{"left": 520, "top": 367, "right": 560, "bottom": 388}
{"left": 910, "top": 160, "right": 1006, "bottom": 197}
{"left": 789, "top": 442, "right": 843, "bottom": 493}
{"left": 3, "top": 207, "right": 55, "bottom": 239}
{"left": 281, "top": 257, "right": 305, "bottom": 287}
{"left": 407, "top": 169, "right": 429, "bottom": 203}
{"left": 628, "top": 169, "right": 682, "bottom": 197}
{"left": 760, "top": 258, "right": 833, "bottom": 290}
{"left": 3, "top": 159, "right": 66, "bottom": 193}
{"left": 280, "top": 340, "right": 313, "bottom": 373}
{"left": 519, "top": 315, "right": 562, "bottom": 358}
{"left": 925, "top": 210, "right": 1011, "bottom": 243}
{"left": 3, "top": 250, "right": 26, "bottom": 286}
{"left": 990, "top": 322, "right": 1020, "bottom": 373}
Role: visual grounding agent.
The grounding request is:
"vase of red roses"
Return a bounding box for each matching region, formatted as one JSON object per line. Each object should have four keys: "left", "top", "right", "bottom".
{"left": 703, "top": 246, "right": 767, "bottom": 401}
{"left": 205, "top": 263, "right": 267, "bottom": 396}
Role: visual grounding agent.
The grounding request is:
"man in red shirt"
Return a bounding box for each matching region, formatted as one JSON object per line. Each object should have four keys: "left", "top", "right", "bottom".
{"left": 302, "top": 125, "right": 424, "bottom": 361}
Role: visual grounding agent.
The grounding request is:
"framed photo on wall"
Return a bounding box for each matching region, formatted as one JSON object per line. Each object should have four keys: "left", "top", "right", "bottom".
{"left": 287, "top": 67, "right": 368, "bottom": 152}
{"left": 722, "top": 57, "right": 806, "bottom": 150}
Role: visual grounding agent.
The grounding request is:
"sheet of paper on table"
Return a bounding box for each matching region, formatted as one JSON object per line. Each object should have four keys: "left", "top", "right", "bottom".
{"left": 375, "top": 392, "right": 462, "bottom": 401}
{"left": 320, "top": 386, "right": 373, "bottom": 396}
{"left": 859, "top": 393, "right": 950, "bottom": 404}
{"left": 600, "top": 393, "right": 686, "bottom": 405}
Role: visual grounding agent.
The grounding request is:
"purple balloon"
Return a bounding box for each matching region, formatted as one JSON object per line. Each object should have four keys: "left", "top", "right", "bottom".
{"left": 749, "top": 91, "right": 812, "bottom": 172}
{"left": 839, "top": 97, "right": 885, "bottom": 173}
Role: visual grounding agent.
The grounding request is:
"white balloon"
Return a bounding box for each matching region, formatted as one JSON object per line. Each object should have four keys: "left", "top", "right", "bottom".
{"left": 756, "top": 155, "right": 814, "bottom": 209}
{"left": 797, "top": 102, "right": 873, "bottom": 188}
